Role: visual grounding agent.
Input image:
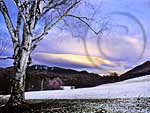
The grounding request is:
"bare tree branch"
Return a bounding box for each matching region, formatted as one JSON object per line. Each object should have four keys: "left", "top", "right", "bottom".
{"left": 67, "top": 14, "right": 106, "bottom": 35}
{"left": 16, "top": 11, "right": 22, "bottom": 38}
{"left": 42, "top": 0, "right": 68, "bottom": 16}
{"left": 0, "top": 56, "right": 13, "bottom": 60}
{"left": 0, "top": 0, "right": 18, "bottom": 43}
{"left": 31, "top": 0, "right": 81, "bottom": 51}
{"left": 30, "top": 0, "right": 40, "bottom": 29}
{"left": 14, "top": 0, "right": 30, "bottom": 33}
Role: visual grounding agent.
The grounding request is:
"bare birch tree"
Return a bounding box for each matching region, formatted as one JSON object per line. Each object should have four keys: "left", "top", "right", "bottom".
{"left": 0, "top": 0, "right": 104, "bottom": 107}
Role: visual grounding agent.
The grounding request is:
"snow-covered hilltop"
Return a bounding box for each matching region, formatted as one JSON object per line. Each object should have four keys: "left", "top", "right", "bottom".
{"left": 25, "top": 75, "right": 150, "bottom": 99}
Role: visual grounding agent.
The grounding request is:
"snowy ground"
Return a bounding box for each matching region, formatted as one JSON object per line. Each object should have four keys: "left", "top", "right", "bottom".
{"left": 0, "top": 75, "right": 150, "bottom": 100}
{"left": 25, "top": 75, "right": 150, "bottom": 99}
{"left": 0, "top": 75, "right": 150, "bottom": 113}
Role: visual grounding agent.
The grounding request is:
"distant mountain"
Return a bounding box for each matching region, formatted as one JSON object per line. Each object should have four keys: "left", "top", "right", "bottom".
{"left": 120, "top": 61, "right": 150, "bottom": 80}
{"left": 0, "top": 62, "right": 150, "bottom": 95}
{"left": 26, "top": 65, "right": 103, "bottom": 89}
{"left": 0, "top": 65, "right": 104, "bottom": 94}
{"left": 28, "top": 65, "right": 87, "bottom": 74}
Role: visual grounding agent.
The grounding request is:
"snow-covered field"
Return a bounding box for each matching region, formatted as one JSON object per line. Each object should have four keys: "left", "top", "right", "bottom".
{"left": 25, "top": 75, "right": 150, "bottom": 99}
{"left": 0, "top": 75, "right": 149, "bottom": 101}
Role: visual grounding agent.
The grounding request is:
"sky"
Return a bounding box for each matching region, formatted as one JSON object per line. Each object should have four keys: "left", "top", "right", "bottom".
{"left": 0, "top": 0, "right": 150, "bottom": 74}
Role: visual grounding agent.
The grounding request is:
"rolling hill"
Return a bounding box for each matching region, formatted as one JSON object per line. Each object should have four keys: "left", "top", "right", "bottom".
{"left": 0, "top": 61, "right": 150, "bottom": 94}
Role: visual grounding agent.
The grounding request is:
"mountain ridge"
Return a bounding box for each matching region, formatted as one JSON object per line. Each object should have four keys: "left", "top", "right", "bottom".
{"left": 120, "top": 61, "right": 150, "bottom": 80}
{"left": 0, "top": 61, "right": 150, "bottom": 94}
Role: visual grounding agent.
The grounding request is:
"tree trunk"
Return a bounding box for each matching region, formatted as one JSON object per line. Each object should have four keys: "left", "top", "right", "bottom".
{"left": 6, "top": 31, "right": 32, "bottom": 107}
{"left": 41, "top": 78, "right": 44, "bottom": 91}
{"left": 6, "top": 51, "right": 29, "bottom": 107}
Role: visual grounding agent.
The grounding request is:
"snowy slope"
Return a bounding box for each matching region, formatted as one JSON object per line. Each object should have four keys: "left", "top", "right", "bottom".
{"left": 25, "top": 75, "right": 150, "bottom": 99}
